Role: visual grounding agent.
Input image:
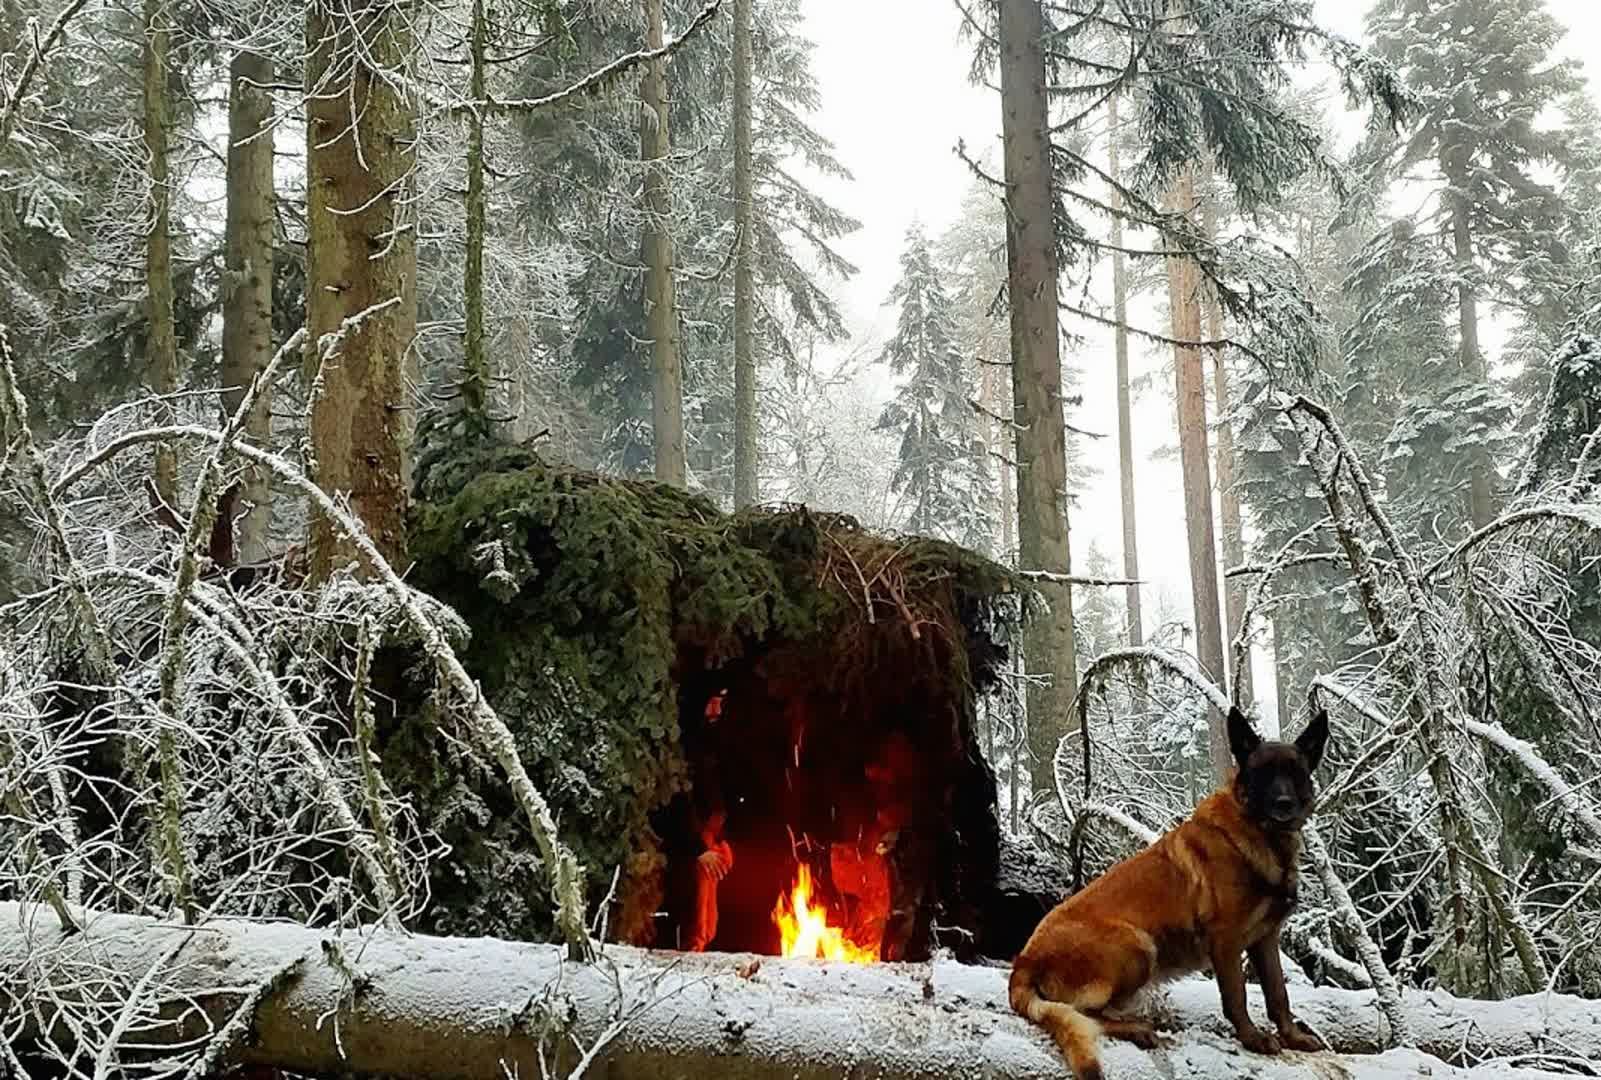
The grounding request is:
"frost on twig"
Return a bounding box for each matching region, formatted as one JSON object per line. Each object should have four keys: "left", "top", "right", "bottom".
{"left": 149, "top": 327, "right": 307, "bottom": 922}
{"left": 0, "top": 325, "right": 115, "bottom": 679}
{"left": 42, "top": 421, "right": 591, "bottom": 957}
{"left": 1285, "top": 393, "right": 1549, "bottom": 992}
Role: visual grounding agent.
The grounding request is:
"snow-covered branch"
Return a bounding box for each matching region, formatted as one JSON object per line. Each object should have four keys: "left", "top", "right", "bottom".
{"left": 1422, "top": 502, "right": 1601, "bottom": 582}
{"left": 1018, "top": 569, "right": 1143, "bottom": 586}
{"left": 45, "top": 422, "right": 591, "bottom": 957}
{"left": 0, "top": 0, "right": 94, "bottom": 148}
{"left": 449, "top": 2, "right": 723, "bottom": 117}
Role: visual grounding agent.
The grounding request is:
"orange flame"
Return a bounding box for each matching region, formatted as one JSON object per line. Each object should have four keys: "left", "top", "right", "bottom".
{"left": 773, "top": 864, "right": 879, "bottom": 963}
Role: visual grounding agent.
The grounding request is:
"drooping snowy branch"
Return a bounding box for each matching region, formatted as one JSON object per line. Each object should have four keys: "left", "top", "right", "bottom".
{"left": 0, "top": 0, "right": 94, "bottom": 149}
{"left": 1302, "top": 825, "right": 1410, "bottom": 1045}
{"left": 449, "top": 2, "right": 724, "bottom": 117}
{"left": 47, "top": 422, "right": 590, "bottom": 957}
{"left": 0, "top": 325, "right": 115, "bottom": 679}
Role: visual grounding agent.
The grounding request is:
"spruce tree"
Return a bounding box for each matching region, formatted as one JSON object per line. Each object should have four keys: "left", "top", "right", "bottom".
{"left": 967, "top": 0, "right": 1402, "bottom": 780}
{"left": 509, "top": 0, "right": 856, "bottom": 496}
{"left": 1508, "top": 93, "right": 1601, "bottom": 407}
{"left": 876, "top": 224, "right": 993, "bottom": 550}
{"left": 938, "top": 181, "right": 1012, "bottom": 559}
{"left": 1366, "top": 0, "right": 1584, "bottom": 525}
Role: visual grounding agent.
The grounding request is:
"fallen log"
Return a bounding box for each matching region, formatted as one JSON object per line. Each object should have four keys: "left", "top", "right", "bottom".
{"left": 2, "top": 903, "right": 1597, "bottom": 1080}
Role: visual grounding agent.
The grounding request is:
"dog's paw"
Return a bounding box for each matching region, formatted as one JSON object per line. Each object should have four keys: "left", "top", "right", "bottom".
{"left": 1236, "top": 1026, "right": 1282, "bottom": 1055}
{"left": 1122, "top": 1025, "right": 1163, "bottom": 1050}
{"left": 1279, "top": 1021, "right": 1325, "bottom": 1052}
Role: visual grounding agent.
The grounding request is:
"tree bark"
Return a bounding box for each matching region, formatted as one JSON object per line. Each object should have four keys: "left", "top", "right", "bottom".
{"left": 142, "top": 0, "right": 178, "bottom": 511}
{"left": 1164, "top": 169, "right": 1229, "bottom": 781}
{"left": 1200, "top": 182, "right": 1249, "bottom": 705}
{"left": 978, "top": 354, "right": 1013, "bottom": 561}
{"left": 1107, "top": 90, "right": 1142, "bottom": 649}
{"left": 998, "top": 0, "right": 1079, "bottom": 797}
{"left": 1449, "top": 188, "right": 1494, "bottom": 529}
{"left": 732, "top": 0, "right": 757, "bottom": 507}
{"left": 461, "top": 0, "right": 489, "bottom": 419}
{"left": 1274, "top": 623, "right": 1295, "bottom": 731}
{"left": 642, "top": 0, "right": 686, "bottom": 488}
{"left": 999, "top": 410, "right": 1016, "bottom": 562}
{"left": 304, "top": 0, "right": 418, "bottom": 578}
{"left": 4, "top": 904, "right": 1593, "bottom": 1080}
{"left": 219, "top": 47, "right": 275, "bottom": 566}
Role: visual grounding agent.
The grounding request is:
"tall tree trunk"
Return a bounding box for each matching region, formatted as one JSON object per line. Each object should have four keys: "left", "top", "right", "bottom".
{"left": 642, "top": 0, "right": 685, "bottom": 487}
{"left": 218, "top": 48, "right": 275, "bottom": 566}
{"left": 1164, "top": 169, "right": 1229, "bottom": 781}
{"left": 999, "top": 423, "right": 1016, "bottom": 563}
{"left": 978, "top": 353, "right": 1011, "bottom": 561}
{"left": 998, "top": 0, "right": 1079, "bottom": 796}
{"left": 304, "top": 0, "right": 418, "bottom": 578}
{"left": 1107, "top": 90, "right": 1142, "bottom": 648}
{"left": 1272, "top": 623, "right": 1294, "bottom": 733}
{"left": 732, "top": 0, "right": 757, "bottom": 507}
{"left": 461, "top": 0, "right": 489, "bottom": 419}
{"left": 1200, "top": 180, "right": 1249, "bottom": 705}
{"left": 976, "top": 333, "right": 1015, "bottom": 563}
{"left": 142, "top": 0, "right": 177, "bottom": 512}
{"left": 1449, "top": 188, "right": 1494, "bottom": 529}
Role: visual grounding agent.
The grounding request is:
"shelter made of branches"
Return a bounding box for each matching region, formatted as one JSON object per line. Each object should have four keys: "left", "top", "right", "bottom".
{"left": 398, "top": 438, "right": 1025, "bottom": 959}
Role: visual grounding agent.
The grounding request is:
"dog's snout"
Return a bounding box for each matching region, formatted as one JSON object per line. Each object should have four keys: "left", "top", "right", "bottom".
{"left": 1270, "top": 794, "right": 1296, "bottom": 814}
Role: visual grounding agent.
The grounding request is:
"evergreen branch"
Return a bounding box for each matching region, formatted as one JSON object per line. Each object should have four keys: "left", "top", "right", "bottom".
{"left": 950, "top": 0, "right": 996, "bottom": 49}
{"left": 1225, "top": 552, "right": 1347, "bottom": 577}
{"left": 1051, "top": 136, "right": 1182, "bottom": 234}
{"left": 1058, "top": 298, "right": 1260, "bottom": 363}
{"left": 449, "top": 1, "right": 722, "bottom": 117}
{"left": 953, "top": 138, "right": 1004, "bottom": 189}
{"left": 1019, "top": 570, "right": 1143, "bottom": 587}
{"left": 678, "top": 223, "right": 740, "bottom": 283}
{"left": 0, "top": 0, "right": 93, "bottom": 150}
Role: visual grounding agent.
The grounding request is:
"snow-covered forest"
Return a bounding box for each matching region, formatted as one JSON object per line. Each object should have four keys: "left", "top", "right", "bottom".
{"left": 4, "top": 0, "right": 1601, "bottom": 1076}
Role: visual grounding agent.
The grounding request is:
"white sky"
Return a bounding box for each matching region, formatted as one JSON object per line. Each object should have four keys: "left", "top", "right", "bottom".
{"left": 796, "top": 0, "right": 1601, "bottom": 725}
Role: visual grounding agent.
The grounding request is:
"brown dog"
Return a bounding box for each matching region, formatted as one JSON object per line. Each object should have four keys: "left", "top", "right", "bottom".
{"left": 1010, "top": 706, "right": 1330, "bottom": 1079}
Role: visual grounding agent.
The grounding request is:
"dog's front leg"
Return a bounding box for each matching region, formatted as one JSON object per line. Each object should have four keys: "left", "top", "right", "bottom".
{"left": 1211, "top": 938, "right": 1280, "bottom": 1055}
{"left": 1248, "top": 929, "right": 1323, "bottom": 1052}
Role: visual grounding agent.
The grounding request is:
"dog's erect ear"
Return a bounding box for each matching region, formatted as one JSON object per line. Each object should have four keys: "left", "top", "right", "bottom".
{"left": 1227, "top": 706, "right": 1261, "bottom": 769}
{"left": 1296, "top": 709, "right": 1330, "bottom": 772}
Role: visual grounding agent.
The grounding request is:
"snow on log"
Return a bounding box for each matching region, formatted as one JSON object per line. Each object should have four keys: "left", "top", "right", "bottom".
{"left": 2, "top": 903, "right": 1597, "bottom": 1080}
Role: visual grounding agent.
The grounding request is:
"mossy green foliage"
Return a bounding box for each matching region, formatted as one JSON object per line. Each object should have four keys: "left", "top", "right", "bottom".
{"left": 399, "top": 432, "right": 1023, "bottom": 942}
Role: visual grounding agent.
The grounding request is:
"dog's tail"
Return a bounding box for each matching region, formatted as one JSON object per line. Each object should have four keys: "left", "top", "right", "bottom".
{"left": 1009, "top": 961, "right": 1104, "bottom": 1080}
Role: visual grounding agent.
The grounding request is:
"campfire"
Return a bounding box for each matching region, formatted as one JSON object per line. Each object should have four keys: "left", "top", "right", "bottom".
{"left": 643, "top": 633, "right": 1012, "bottom": 963}
{"left": 772, "top": 864, "right": 879, "bottom": 963}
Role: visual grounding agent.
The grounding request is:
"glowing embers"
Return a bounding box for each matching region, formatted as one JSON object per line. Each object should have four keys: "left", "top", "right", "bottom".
{"left": 772, "top": 863, "right": 879, "bottom": 963}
